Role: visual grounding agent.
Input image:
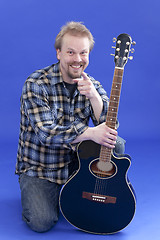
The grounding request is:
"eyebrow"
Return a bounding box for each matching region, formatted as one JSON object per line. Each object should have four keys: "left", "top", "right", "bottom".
{"left": 67, "top": 48, "right": 88, "bottom": 52}
{"left": 67, "top": 48, "right": 75, "bottom": 51}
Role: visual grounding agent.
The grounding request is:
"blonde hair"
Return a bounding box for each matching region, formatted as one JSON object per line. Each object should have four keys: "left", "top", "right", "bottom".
{"left": 54, "top": 21, "right": 95, "bottom": 52}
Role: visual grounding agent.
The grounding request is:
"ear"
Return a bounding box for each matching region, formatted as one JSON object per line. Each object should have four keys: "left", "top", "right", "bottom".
{"left": 56, "top": 49, "right": 61, "bottom": 60}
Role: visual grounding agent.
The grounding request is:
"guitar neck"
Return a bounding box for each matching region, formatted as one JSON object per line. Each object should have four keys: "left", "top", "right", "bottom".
{"left": 106, "top": 67, "right": 124, "bottom": 129}
{"left": 100, "top": 67, "right": 124, "bottom": 162}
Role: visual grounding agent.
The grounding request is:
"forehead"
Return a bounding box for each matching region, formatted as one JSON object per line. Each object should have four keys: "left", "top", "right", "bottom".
{"left": 61, "top": 33, "right": 90, "bottom": 51}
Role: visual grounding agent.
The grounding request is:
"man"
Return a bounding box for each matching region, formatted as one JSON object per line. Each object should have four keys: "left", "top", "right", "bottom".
{"left": 16, "top": 21, "right": 125, "bottom": 232}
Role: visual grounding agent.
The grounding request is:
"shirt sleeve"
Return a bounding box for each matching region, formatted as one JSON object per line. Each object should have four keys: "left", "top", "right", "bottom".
{"left": 90, "top": 77, "right": 120, "bottom": 128}
{"left": 22, "top": 80, "right": 88, "bottom": 147}
{"left": 89, "top": 77, "right": 109, "bottom": 126}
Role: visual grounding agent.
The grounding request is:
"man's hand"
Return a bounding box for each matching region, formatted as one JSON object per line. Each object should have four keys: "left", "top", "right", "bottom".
{"left": 72, "top": 122, "right": 117, "bottom": 149}
{"left": 91, "top": 123, "right": 117, "bottom": 149}
{"left": 73, "top": 72, "right": 98, "bottom": 99}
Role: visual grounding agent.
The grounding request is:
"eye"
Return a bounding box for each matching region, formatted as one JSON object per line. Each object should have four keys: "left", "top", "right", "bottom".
{"left": 67, "top": 50, "right": 74, "bottom": 56}
{"left": 81, "top": 51, "right": 88, "bottom": 56}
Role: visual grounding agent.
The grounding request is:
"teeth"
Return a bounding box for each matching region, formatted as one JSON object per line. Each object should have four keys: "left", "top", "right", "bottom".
{"left": 71, "top": 65, "right": 81, "bottom": 69}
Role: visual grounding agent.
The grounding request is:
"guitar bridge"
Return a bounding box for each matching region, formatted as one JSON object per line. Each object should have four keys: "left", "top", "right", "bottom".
{"left": 82, "top": 191, "right": 116, "bottom": 204}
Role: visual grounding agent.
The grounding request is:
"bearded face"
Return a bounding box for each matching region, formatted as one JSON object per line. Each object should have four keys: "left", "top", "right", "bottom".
{"left": 57, "top": 33, "right": 90, "bottom": 84}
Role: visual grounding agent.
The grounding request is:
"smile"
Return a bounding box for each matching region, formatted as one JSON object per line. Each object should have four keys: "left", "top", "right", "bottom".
{"left": 70, "top": 64, "right": 83, "bottom": 70}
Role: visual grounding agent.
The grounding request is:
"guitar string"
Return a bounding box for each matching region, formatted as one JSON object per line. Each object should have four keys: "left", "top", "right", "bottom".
{"left": 94, "top": 149, "right": 113, "bottom": 196}
{"left": 94, "top": 173, "right": 109, "bottom": 197}
{"left": 94, "top": 161, "right": 109, "bottom": 196}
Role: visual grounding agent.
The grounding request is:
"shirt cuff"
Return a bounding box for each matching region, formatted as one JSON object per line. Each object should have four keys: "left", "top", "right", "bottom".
{"left": 73, "top": 121, "right": 88, "bottom": 136}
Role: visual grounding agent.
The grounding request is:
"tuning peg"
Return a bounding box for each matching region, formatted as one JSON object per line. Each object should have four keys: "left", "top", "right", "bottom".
{"left": 132, "top": 41, "right": 136, "bottom": 45}
{"left": 110, "top": 54, "right": 119, "bottom": 59}
{"left": 112, "top": 46, "right": 116, "bottom": 49}
{"left": 130, "top": 48, "right": 135, "bottom": 53}
{"left": 128, "top": 56, "right": 133, "bottom": 60}
{"left": 113, "top": 38, "right": 117, "bottom": 43}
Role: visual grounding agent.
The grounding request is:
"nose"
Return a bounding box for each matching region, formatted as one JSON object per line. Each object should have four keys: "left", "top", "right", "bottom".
{"left": 73, "top": 53, "right": 82, "bottom": 62}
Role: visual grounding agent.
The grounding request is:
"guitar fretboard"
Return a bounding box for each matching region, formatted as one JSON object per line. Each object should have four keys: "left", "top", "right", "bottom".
{"left": 100, "top": 67, "right": 124, "bottom": 162}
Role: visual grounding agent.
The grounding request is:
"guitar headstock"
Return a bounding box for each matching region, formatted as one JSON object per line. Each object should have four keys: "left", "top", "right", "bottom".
{"left": 111, "top": 33, "right": 136, "bottom": 68}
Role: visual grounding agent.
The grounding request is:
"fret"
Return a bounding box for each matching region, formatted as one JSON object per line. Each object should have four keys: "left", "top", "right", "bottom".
{"left": 110, "top": 95, "right": 120, "bottom": 100}
{"left": 112, "top": 83, "right": 121, "bottom": 89}
{"left": 106, "top": 114, "right": 117, "bottom": 119}
{"left": 106, "top": 116, "right": 117, "bottom": 121}
{"left": 109, "top": 101, "right": 119, "bottom": 106}
{"left": 108, "top": 102, "right": 119, "bottom": 109}
{"left": 107, "top": 107, "right": 118, "bottom": 113}
{"left": 100, "top": 146, "right": 112, "bottom": 162}
{"left": 110, "top": 90, "right": 121, "bottom": 98}
{"left": 110, "top": 95, "right": 120, "bottom": 99}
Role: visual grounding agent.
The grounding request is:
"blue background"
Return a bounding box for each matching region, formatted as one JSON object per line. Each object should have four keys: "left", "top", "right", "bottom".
{"left": 0, "top": 0, "right": 160, "bottom": 239}
{"left": 1, "top": 0, "right": 160, "bottom": 142}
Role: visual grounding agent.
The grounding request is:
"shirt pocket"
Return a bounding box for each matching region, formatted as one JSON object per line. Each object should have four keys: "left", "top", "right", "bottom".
{"left": 74, "top": 106, "right": 90, "bottom": 120}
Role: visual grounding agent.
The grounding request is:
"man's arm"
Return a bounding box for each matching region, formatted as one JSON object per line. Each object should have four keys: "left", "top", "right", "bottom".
{"left": 23, "top": 80, "right": 88, "bottom": 147}
{"left": 73, "top": 72, "right": 117, "bottom": 148}
{"left": 73, "top": 72, "right": 103, "bottom": 122}
{"left": 72, "top": 123, "right": 117, "bottom": 149}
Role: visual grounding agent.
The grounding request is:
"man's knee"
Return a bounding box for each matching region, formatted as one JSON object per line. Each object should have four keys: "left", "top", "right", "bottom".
{"left": 19, "top": 174, "right": 60, "bottom": 233}
{"left": 115, "top": 136, "right": 126, "bottom": 154}
{"left": 22, "top": 210, "right": 58, "bottom": 232}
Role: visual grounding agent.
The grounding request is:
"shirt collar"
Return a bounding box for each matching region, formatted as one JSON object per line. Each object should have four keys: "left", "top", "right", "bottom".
{"left": 46, "top": 62, "right": 79, "bottom": 97}
{"left": 46, "top": 62, "right": 64, "bottom": 86}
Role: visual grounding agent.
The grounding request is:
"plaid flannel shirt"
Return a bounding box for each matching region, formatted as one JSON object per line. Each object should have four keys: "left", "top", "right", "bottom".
{"left": 16, "top": 62, "right": 109, "bottom": 184}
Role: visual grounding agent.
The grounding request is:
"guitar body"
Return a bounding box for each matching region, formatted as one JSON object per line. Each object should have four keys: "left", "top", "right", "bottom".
{"left": 59, "top": 140, "right": 136, "bottom": 234}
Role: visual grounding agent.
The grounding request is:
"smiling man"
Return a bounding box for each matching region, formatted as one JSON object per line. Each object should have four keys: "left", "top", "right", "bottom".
{"left": 57, "top": 34, "right": 89, "bottom": 81}
{"left": 16, "top": 21, "right": 125, "bottom": 233}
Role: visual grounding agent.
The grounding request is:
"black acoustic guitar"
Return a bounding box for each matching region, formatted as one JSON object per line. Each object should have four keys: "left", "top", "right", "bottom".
{"left": 59, "top": 34, "right": 136, "bottom": 234}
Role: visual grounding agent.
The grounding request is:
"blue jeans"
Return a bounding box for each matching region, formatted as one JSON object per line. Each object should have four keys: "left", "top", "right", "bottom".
{"left": 19, "top": 136, "right": 125, "bottom": 233}
{"left": 114, "top": 135, "right": 126, "bottom": 155}
{"left": 19, "top": 174, "right": 62, "bottom": 232}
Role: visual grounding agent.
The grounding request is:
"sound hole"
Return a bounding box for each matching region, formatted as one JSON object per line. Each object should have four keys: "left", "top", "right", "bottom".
{"left": 90, "top": 159, "right": 116, "bottom": 178}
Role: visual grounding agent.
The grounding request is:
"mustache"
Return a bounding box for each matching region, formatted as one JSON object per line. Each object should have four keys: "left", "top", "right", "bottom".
{"left": 69, "top": 61, "right": 85, "bottom": 66}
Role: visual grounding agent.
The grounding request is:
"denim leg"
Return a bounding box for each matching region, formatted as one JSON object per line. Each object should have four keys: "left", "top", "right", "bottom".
{"left": 19, "top": 174, "right": 62, "bottom": 232}
{"left": 114, "top": 136, "right": 126, "bottom": 154}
